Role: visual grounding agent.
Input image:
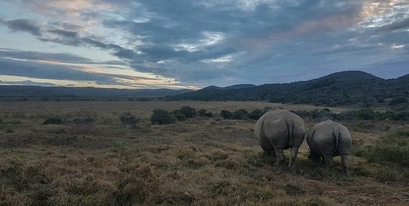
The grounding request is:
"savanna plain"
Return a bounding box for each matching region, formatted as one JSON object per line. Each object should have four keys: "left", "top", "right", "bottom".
{"left": 0, "top": 101, "right": 408, "bottom": 206}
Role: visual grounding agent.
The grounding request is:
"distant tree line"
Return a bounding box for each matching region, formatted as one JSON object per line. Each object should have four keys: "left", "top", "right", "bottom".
{"left": 39, "top": 106, "right": 409, "bottom": 128}
{"left": 292, "top": 108, "right": 409, "bottom": 122}
{"left": 172, "top": 71, "right": 409, "bottom": 109}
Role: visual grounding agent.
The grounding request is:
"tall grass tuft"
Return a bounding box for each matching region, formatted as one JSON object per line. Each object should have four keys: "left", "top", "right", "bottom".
{"left": 358, "top": 130, "right": 409, "bottom": 167}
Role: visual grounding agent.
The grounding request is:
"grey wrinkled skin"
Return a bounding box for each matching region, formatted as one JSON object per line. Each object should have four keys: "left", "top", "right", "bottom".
{"left": 255, "top": 109, "right": 305, "bottom": 167}
{"left": 306, "top": 120, "right": 352, "bottom": 174}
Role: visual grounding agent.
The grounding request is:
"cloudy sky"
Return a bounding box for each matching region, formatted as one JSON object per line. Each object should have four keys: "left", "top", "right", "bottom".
{"left": 0, "top": 0, "right": 408, "bottom": 89}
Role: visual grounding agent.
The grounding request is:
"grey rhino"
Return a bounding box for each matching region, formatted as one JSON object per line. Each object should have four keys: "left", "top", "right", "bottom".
{"left": 306, "top": 120, "right": 352, "bottom": 174}
{"left": 255, "top": 109, "right": 305, "bottom": 167}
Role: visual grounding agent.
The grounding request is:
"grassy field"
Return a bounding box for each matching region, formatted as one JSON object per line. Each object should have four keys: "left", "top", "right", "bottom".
{"left": 0, "top": 101, "right": 408, "bottom": 205}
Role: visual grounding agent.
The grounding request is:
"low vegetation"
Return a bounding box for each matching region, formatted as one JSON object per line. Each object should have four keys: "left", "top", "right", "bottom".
{"left": 355, "top": 130, "right": 409, "bottom": 167}
{"left": 0, "top": 101, "right": 408, "bottom": 205}
{"left": 150, "top": 109, "right": 176, "bottom": 125}
{"left": 119, "top": 112, "right": 140, "bottom": 125}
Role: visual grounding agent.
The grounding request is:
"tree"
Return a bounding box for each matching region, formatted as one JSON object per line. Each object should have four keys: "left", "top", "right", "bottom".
{"left": 389, "top": 96, "right": 408, "bottom": 107}
{"left": 248, "top": 109, "right": 265, "bottom": 120}
{"left": 179, "top": 106, "right": 197, "bottom": 118}
{"left": 150, "top": 109, "right": 176, "bottom": 125}
{"left": 220, "top": 110, "right": 233, "bottom": 119}
{"left": 198, "top": 109, "right": 213, "bottom": 117}
{"left": 233, "top": 109, "right": 249, "bottom": 120}
{"left": 172, "top": 110, "right": 187, "bottom": 121}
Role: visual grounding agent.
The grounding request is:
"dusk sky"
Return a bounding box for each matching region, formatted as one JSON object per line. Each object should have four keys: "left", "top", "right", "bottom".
{"left": 0, "top": 0, "right": 408, "bottom": 89}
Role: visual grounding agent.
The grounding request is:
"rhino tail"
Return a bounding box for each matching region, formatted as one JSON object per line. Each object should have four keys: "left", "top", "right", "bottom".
{"left": 286, "top": 119, "right": 294, "bottom": 148}
{"left": 333, "top": 128, "right": 340, "bottom": 154}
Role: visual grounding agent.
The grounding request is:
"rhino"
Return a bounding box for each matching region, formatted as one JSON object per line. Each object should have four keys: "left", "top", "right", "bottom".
{"left": 255, "top": 109, "right": 305, "bottom": 167}
{"left": 306, "top": 120, "right": 352, "bottom": 174}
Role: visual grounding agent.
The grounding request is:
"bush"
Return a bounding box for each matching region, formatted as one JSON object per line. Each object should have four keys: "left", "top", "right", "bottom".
{"left": 172, "top": 110, "right": 187, "bottom": 121}
{"left": 357, "top": 130, "right": 409, "bottom": 167}
{"left": 179, "top": 106, "right": 197, "bottom": 118}
{"left": 150, "top": 109, "right": 176, "bottom": 125}
{"left": 71, "top": 117, "right": 96, "bottom": 124}
{"left": 232, "top": 109, "right": 249, "bottom": 120}
{"left": 249, "top": 109, "right": 266, "bottom": 120}
{"left": 388, "top": 96, "right": 408, "bottom": 107}
{"left": 198, "top": 109, "right": 213, "bottom": 117}
{"left": 357, "top": 109, "right": 377, "bottom": 120}
{"left": 293, "top": 109, "right": 336, "bottom": 121}
{"left": 120, "top": 112, "right": 140, "bottom": 125}
{"left": 220, "top": 110, "right": 233, "bottom": 119}
{"left": 392, "top": 111, "right": 409, "bottom": 121}
{"left": 42, "top": 118, "right": 64, "bottom": 125}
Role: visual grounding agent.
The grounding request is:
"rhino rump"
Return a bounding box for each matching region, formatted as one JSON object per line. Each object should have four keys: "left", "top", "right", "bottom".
{"left": 306, "top": 120, "right": 352, "bottom": 157}
{"left": 255, "top": 109, "right": 305, "bottom": 150}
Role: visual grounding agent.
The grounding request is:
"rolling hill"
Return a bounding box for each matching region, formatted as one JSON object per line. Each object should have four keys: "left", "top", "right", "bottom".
{"left": 0, "top": 86, "right": 192, "bottom": 100}
{"left": 1, "top": 71, "right": 408, "bottom": 107}
{"left": 172, "top": 71, "right": 409, "bottom": 107}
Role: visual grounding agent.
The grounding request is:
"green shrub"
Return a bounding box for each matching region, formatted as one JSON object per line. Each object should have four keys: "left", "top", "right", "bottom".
{"left": 150, "top": 109, "right": 176, "bottom": 125}
{"left": 248, "top": 109, "right": 265, "bottom": 120}
{"left": 179, "top": 106, "right": 197, "bottom": 118}
{"left": 232, "top": 109, "right": 249, "bottom": 120}
{"left": 71, "top": 117, "right": 96, "bottom": 124}
{"left": 388, "top": 96, "right": 408, "bottom": 107}
{"left": 292, "top": 109, "right": 336, "bottom": 121}
{"left": 198, "top": 109, "right": 213, "bottom": 117}
{"left": 42, "top": 118, "right": 64, "bottom": 125}
{"left": 357, "top": 109, "right": 377, "bottom": 120}
{"left": 392, "top": 111, "right": 409, "bottom": 121}
{"left": 358, "top": 130, "right": 409, "bottom": 167}
{"left": 172, "top": 110, "right": 187, "bottom": 121}
{"left": 220, "top": 110, "right": 233, "bottom": 119}
{"left": 336, "top": 109, "right": 392, "bottom": 121}
{"left": 120, "top": 112, "right": 140, "bottom": 125}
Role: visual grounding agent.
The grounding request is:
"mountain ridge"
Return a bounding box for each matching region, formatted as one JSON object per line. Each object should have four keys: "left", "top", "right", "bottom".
{"left": 1, "top": 71, "right": 408, "bottom": 107}
{"left": 0, "top": 85, "right": 192, "bottom": 99}
{"left": 172, "top": 71, "right": 409, "bottom": 107}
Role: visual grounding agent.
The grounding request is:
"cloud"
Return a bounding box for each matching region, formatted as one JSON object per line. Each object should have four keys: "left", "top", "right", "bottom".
{"left": 0, "top": 49, "right": 92, "bottom": 63}
{"left": 1, "top": 19, "right": 41, "bottom": 36}
{"left": 48, "top": 29, "right": 78, "bottom": 38}
{"left": 0, "top": 57, "right": 116, "bottom": 84}
{"left": 377, "top": 18, "right": 409, "bottom": 32}
{"left": 1, "top": 0, "right": 409, "bottom": 88}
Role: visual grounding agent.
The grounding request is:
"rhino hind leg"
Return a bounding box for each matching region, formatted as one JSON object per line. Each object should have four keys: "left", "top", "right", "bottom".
{"left": 274, "top": 148, "right": 285, "bottom": 165}
{"left": 323, "top": 155, "right": 334, "bottom": 168}
{"left": 341, "top": 155, "right": 350, "bottom": 175}
{"left": 288, "top": 147, "right": 299, "bottom": 167}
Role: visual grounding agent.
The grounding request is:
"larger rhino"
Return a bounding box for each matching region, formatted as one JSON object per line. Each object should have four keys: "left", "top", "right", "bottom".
{"left": 255, "top": 109, "right": 305, "bottom": 167}
{"left": 306, "top": 120, "right": 352, "bottom": 174}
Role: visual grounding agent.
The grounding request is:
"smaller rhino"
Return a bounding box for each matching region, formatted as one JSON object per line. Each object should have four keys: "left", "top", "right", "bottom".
{"left": 306, "top": 120, "right": 352, "bottom": 174}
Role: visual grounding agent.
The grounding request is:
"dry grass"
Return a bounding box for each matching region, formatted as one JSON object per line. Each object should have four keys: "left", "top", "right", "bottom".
{"left": 0, "top": 101, "right": 408, "bottom": 206}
